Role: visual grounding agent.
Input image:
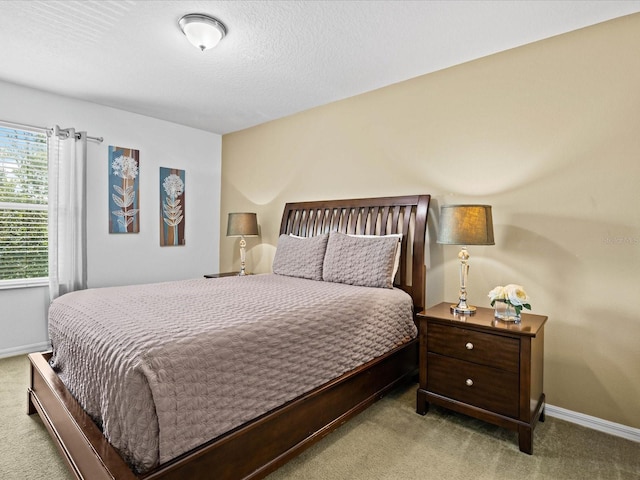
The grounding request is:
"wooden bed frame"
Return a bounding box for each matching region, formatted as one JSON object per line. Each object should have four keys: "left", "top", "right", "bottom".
{"left": 28, "top": 194, "right": 431, "bottom": 480}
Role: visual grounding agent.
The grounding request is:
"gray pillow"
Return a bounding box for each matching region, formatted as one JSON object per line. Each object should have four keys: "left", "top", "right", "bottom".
{"left": 272, "top": 233, "right": 329, "bottom": 281}
{"left": 323, "top": 231, "right": 398, "bottom": 288}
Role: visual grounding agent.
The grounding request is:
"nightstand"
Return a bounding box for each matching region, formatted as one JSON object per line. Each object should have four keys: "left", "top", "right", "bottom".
{"left": 416, "top": 302, "right": 547, "bottom": 454}
{"left": 203, "top": 272, "right": 239, "bottom": 278}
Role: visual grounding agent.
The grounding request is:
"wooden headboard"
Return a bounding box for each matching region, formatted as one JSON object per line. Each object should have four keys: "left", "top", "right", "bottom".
{"left": 279, "top": 195, "right": 431, "bottom": 312}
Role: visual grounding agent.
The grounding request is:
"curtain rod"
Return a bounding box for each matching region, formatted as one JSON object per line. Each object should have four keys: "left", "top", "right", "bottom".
{"left": 0, "top": 119, "right": 103, "bottom": 143}
{"left": 50, "top": 127, "right": 103, "bottom": 144}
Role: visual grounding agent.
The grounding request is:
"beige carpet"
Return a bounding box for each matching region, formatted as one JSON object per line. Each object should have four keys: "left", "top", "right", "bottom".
{"left": 1, "top": 354, "right": 638, "bottom": 479}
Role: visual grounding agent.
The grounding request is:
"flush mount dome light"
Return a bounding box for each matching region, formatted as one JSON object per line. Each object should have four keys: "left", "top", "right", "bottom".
{"left": 179, "top": 13, "right": 227, "bottom": 51}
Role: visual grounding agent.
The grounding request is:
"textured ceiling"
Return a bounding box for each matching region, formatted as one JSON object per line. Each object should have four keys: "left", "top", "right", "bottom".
{"left": 1, "top": 1, "right": 639, "bottom": 135}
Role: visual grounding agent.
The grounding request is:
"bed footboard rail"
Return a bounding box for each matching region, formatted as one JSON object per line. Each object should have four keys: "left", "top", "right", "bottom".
{"left": 28, "top": 341, "right": 416, "bottom": 480}
{"left": 28, "top": 352, "right": 137, "bottom": 480}
{"left": 142, "top": 339, "right": 418, "bottom": 480}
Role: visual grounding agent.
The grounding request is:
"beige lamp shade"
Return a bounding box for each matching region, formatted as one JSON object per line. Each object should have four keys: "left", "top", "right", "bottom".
{"left": 437, "top": 205, "right": 494, "bottom": 246}
{"left": 227, "top": 212, "right": 259, "bottom": 237}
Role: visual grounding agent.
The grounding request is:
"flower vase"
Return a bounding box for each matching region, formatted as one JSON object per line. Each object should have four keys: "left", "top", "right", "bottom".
{"left": 494, "top": 301, "right": 521, "bottom": 323}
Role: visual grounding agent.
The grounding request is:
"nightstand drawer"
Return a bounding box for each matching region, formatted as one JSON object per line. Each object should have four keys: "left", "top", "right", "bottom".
{"left": 427, "top": 353, "right": 519, "bottom": 418}
{"left": 427, "top": 323, "right": 519, "bottom": 373}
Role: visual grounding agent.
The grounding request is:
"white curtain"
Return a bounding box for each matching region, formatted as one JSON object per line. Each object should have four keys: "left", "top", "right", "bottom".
{"left": 48, "top": 126, "right": 87, "bottom": 301}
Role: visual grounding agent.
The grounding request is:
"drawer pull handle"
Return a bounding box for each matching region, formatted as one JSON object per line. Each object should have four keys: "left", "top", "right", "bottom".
{"left": 465, "top": 378, "right": 474, "bottom": 387}
{"left": 465, "top": 342, "right": 474, "bottom": 350}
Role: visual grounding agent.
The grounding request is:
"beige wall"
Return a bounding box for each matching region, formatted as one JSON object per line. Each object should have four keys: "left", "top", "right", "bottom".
{"left": 221, "top": 14, "right": 640, "bottom": 429}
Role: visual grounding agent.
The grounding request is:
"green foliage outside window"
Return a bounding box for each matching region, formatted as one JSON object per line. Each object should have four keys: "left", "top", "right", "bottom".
{"left": 0, "top": 126, "right": 48, "bottom": 282}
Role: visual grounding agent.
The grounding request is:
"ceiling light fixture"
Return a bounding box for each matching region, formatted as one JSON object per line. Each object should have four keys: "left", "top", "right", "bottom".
{"left": 179, "top": 13, "right": 227, "bottom": 52}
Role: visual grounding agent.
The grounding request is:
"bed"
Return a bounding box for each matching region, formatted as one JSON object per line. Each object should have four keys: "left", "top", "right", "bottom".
{"left": 28, "top": 194, "right": 431, "bottom": 480}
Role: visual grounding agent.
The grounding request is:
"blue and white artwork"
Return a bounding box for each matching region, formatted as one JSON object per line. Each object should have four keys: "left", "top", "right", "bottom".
{"left": 108, "top": 146, "right": 140, "bottom": 233}
{"left": 160, "top": 167, "right": 185, "bottom": 246}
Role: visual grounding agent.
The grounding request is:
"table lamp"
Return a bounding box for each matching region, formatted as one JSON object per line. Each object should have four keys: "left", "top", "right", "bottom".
{"left": 437, "top": 205, "right": 494, "bottom": 314}
{"left": 227, "top": 212, "right": 259, "bottom": 276}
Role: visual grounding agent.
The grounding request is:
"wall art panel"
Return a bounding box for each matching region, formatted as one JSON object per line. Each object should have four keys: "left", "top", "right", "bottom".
{"left": 160, "top": 167, "right": 185, "bottom": 246}
{"left": 109, "top": 146, "right": 140, "bottom": 233}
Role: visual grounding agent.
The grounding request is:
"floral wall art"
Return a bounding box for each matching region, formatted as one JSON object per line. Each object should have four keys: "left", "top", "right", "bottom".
{"left": 109, "top": 146, "right": 140, "bottom": 233}
{"left": 160, "top": 167, "right": 185, "bottom": 246}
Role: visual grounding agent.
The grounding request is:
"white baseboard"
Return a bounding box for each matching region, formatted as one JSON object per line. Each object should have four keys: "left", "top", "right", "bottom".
{"left": 0, "top": 341, "right": 51, "bottom": 359}
{"left": 546, "top": 404, "right": 640, "bottom": 443}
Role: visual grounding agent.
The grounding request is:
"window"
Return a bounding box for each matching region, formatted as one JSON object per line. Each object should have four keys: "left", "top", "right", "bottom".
{"left": 0, "top": 122, "right": 48, "bottom": 287}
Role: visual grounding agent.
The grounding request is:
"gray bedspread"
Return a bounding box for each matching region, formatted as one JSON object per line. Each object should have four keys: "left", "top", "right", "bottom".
{"left": 48, "top": 274, "right": 417, "bottom": 472}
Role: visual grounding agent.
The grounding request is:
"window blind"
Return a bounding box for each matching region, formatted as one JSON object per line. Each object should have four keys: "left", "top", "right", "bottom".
{"left": 0, "top": 123, "right": 48, "bottom": 287}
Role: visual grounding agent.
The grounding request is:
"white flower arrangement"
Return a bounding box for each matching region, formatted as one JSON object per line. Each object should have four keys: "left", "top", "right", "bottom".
{"left": 488, "top": 284, "right": 531, "bottom": 316}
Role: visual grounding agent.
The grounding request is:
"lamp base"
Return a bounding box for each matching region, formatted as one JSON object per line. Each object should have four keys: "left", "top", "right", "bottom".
{"left": 450, "top": 303, "right": 477, "bottom": 315}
